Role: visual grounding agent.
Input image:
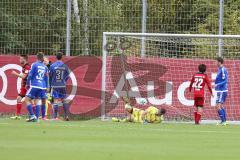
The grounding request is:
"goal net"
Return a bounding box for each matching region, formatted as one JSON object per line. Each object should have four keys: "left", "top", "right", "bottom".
{"left": 101, "top": 32, "right": 240, "bottom": 123}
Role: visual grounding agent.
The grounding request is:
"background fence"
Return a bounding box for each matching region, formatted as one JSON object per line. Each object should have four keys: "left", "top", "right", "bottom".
{"left": 0, "top": 0, "right": 240, "bottom": 56}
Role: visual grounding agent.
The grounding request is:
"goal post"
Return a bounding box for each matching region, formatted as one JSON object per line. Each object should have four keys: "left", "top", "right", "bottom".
{"left": 101, "top": 32, "right": 240, "bottom": 123}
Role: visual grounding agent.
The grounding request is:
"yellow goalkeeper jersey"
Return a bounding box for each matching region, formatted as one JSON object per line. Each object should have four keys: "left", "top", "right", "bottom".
{"left": 131, "top": 108, "right": 144, "bottom": 123}
{"left": 145, "top": 106, "right": 163, "bottom": 123}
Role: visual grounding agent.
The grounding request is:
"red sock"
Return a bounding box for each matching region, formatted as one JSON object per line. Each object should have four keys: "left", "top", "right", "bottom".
{"left": 16, "top": 103, "right": 22, "bottom": 116}
{"left": 194, "top": 112, "right": 197, "bottom": 124}
{"left": 196, "top": 113, "right": 202, "bottom": 124}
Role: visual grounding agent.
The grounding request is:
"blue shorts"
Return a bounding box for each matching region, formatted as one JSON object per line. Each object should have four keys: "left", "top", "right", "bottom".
{"left": 216, "top": 92, "right": 228, "bottom": 104}
{"left": 51, "top": 87, "right": 67, "bottom": 99}
{"left": 26, "top": 87, "right": 47, "bottom": 99}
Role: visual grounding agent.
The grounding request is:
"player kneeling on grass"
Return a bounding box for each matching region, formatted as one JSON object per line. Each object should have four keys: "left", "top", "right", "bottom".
{"left": 189, "top": 64, "right": 213, "bottom": 125}
{"left": 141, "top": 106, "right": 166, "bottom": 124}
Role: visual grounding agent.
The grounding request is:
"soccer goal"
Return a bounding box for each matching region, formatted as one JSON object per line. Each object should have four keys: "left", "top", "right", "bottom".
{"left": 101, "top": 32, "right": 240, "bottom": 124}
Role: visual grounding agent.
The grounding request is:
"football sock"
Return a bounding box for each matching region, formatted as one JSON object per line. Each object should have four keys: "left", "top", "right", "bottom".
{"left": 218, "top": 109, "right": 225, "bottom": 122}
{"left": 222, "top": 108, "right": 226, "bottom": 122}
{"left": 45, "top": 102, "right": 49, "bottom": 117}
{"left": 41, "top": 104, "right": 46, "bottom": 118}
{"left": 16, "top": 103, "right": 22, "bottom": 116}
{"left": 32, "top": 105, "right": 36, "bottom": 114}
{"left": 27, "top": 104, "right": 34, "bottom": 117}
{"left": 53, "top": 104, "right": 58, "bottom": 119}
{"left": 197, "top": 113, "right": 201, "bottom": 124}
{"left": 35, "top": 105, "right": 40, "bottom": 119}
{"left": 63, "top": 103, "right": 69, "bottom": 117}
{"left": 194, "top": 112, "right": 197, "bottom": 124}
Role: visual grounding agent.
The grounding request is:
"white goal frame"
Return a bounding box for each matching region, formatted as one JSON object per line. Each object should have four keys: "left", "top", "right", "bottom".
{"left": 101, "top": 32, "right": 240, "bottom": 124}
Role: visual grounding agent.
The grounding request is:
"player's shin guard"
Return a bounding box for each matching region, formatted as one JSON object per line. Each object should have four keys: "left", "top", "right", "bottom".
{"left": 35, "top": 105, "right": 40, "bottom": 119}
{"left": 16, "top": 103, "right": 22, "bottom": 116}
{"left": 52, "top": 103, "right": 58, "bottom": 119}
{"left": 218, "top": 109, "right": 225, "bottom": 123}
{"left": 41, "top": 104, "right": 46, "bottom": 118}
{"left": 26, "top": 104, "right": 34, "bottom": 117}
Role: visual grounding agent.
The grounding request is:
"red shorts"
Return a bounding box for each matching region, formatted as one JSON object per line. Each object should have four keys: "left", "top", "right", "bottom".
{"left": 194, "top": 97, "right": 204, "bottom": 107}
{"left": 18, "top": 87, "right": 27, "bottom": 97}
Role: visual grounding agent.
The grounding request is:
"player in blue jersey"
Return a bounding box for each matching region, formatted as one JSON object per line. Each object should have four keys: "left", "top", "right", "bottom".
{"left": 25, "top": 53, "right": 49, "bottom": 122}
{"left": 213, "top": 57, "right": 228, "bottom": 125}
{"left": 50, "top": 52, "right": 70, "bottom": 121}
{"left": 40, "top": 56, "right": 52, "bottom": 120}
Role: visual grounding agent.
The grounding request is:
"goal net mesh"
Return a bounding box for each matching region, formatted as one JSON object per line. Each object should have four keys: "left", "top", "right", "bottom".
{"left": 102, "top": 33, "right": 240, "bottom": 122}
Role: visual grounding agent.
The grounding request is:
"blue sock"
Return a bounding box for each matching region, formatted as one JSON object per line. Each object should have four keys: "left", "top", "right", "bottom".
{"left": 222, "top": 108, "right": 226, "bottom": 122}
{"left": 35, "top": 105, "right": 40, "bottom": 119}
{"left": 32, "top": 106, "right": 36, "bottom": 115}
{"left": 27, "top": 104, "right": 34, "bottom": 117}
{"left": 63, "top": 103, "right": 69, "bottom": 117}
{"left": 218, "top": 109, "right": 225, "bottom": 122}
{"left": 41, "top": 104, "right": 46, "bottom": 118}
{"left": 53, "top": 104, "right": 58, "bottom": 119}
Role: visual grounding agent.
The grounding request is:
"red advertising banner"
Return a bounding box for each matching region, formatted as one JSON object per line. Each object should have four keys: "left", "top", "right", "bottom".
{"left": 0, "top": 55, "right": 240, "bottom": 120}
{"left": 0, "top": 55, "right": 102, "bottom": 116}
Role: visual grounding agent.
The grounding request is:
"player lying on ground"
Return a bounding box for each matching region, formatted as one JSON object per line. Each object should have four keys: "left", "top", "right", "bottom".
{"left": 189, "top": 64, "right": 213, "bottom": 125}
{"left": 25, "top": 53, "right": 49, "bottom": 122}
{"left": 213, "top": 57, "right": 228, "bottom": 126}
{"left": 123, "top": 103, "right": 144, "bottom": 123}
{"left": 10, "top": 54, "right": 31, "bottom": 120}
{"left": 112, "top": 98, "right": 166, "bottom": 124}
{"left": 141, "top": 105, "right": 166, "bottom": 124}
{"left": 50, "top": 52, "right": 70, "bottom": 121}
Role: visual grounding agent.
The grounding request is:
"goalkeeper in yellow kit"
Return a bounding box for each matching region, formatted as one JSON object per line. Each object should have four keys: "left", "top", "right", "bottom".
{"left": 141, "top": 106, "right": 166, "bottom": 124}
{"left": 112, "top": 98, "right": 166, "bottom": 124}
{"left": 124, "top": 103, "right": 144, "bottom": 123}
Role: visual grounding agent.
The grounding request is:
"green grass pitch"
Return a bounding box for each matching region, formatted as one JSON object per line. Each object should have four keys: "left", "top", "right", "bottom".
{"left": 0, "top": 118, "right": 240, "bottom": 160}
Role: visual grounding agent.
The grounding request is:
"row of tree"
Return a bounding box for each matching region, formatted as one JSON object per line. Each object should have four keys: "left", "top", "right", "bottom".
{"left": 0, "top": 0, "right": 239, "bottom": 57}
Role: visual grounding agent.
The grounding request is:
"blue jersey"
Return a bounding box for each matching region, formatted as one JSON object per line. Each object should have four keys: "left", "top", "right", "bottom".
{"left": 27, "top": 61, "right": 49, "bottom": 89}
{"left": 215, "top": 66, "right": 228, "bottom": 92}
{"left": 50, "top": 61, "right": 70, "bottom": 88}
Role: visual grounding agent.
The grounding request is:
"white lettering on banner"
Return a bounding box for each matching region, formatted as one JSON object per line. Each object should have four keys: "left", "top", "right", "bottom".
{"left": 110, "top": 71, "right": 217, "bottom": 107}
{"left": 147, "top": 81, "right": 172, "bottom": 105}
{"left": 110, "top": 72, "right": 144, "bottom": 104}
{"left": 65, "top": 71, "right": 77, "bottom": 102}
{"left": 177, "top": 81, "right": 194, "bottom": 106}
{"left": 0, "top": 64, "right": 22, "bottom": 105}
{"left": 0, "top": 64, "right": 77, "bottom": 105}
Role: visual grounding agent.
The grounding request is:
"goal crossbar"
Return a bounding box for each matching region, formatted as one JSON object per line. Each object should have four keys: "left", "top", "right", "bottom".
{"left": 103, "top": 32, "right": 240, "bottom": 39}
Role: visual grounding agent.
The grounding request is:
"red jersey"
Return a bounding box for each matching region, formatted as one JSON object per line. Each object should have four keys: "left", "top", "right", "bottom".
{"left": 189, "top": 72, "right": 212, "bottom": 98}
{"left": 21, "top": 63, "right": 31, "bottom": 87}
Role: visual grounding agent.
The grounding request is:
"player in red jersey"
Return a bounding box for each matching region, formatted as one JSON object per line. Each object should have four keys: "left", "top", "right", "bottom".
{"left": 189, "top": 64, "right": 213, "bottom": 124}
{"left": 10, "top": 54, "right": 31, "bottom": 119}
